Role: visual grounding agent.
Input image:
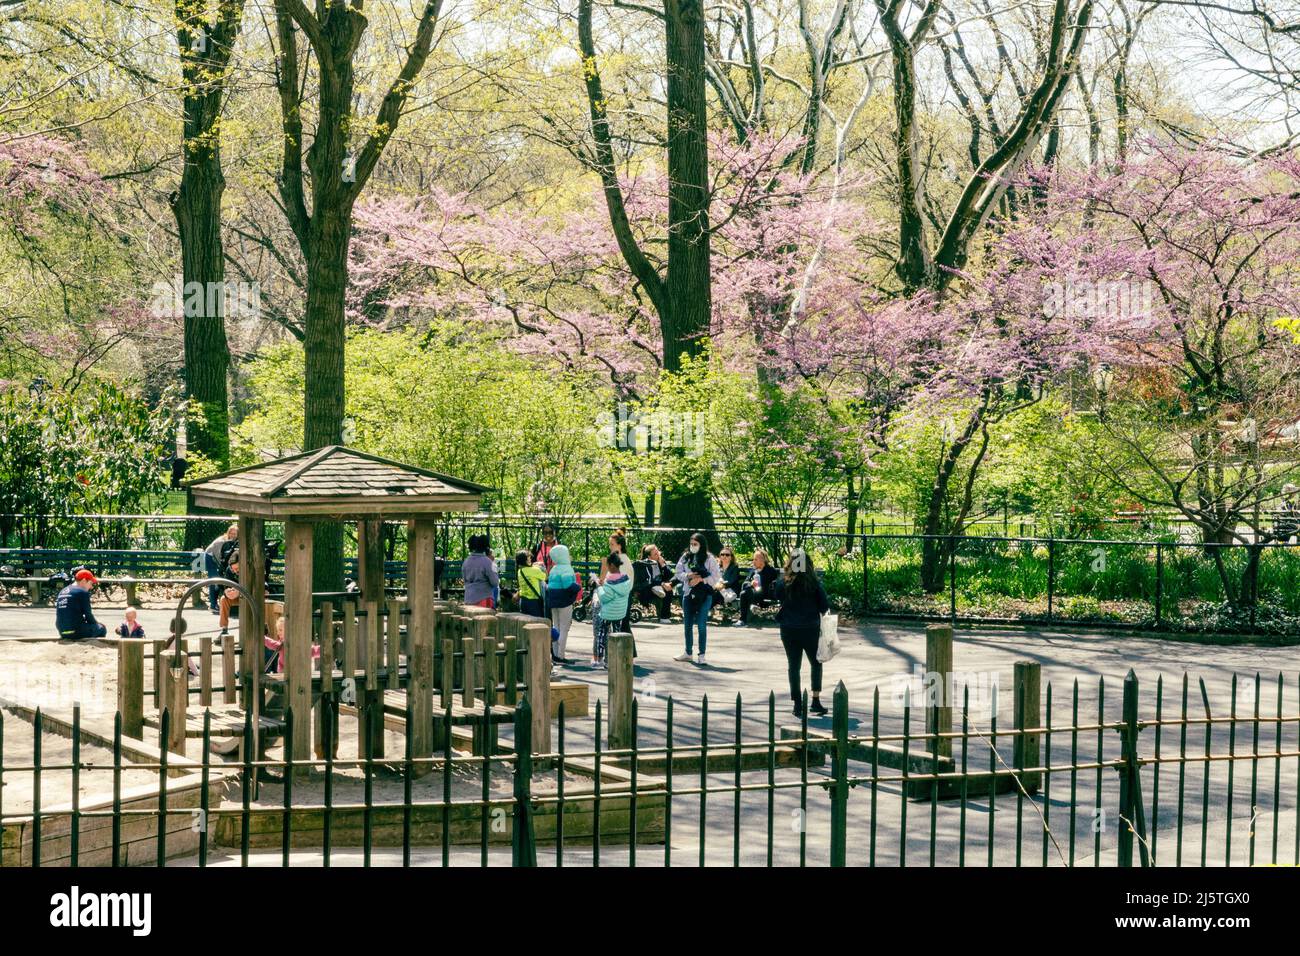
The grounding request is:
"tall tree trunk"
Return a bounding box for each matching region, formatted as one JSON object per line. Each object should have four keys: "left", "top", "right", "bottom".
{"left": 172, "top": 1, "right": 243, "bottom": 548}
{"left": 300, "top": 18, "right": 357, "bottom": 595}
{"left": 662, "top": 0, "right": 711, "bottom": 373}
{"left": 274, "top": 0, "right": 445, "bottom": 591}
{"left": 660, "top": 0, "right": 716, "bottom": 543}
{"left": 579, "top": 0, "right": 716, "bottom": 543}
{"left": 303, "top": 205, "right": 351, "bottom": 591}
{"left": 920, "top": 394, "right": 990, "bottom": 591}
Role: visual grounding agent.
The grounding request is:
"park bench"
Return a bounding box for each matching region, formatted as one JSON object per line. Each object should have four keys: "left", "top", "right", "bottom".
{"left": 0, "top": 548, "right": 208, "bottom": 606}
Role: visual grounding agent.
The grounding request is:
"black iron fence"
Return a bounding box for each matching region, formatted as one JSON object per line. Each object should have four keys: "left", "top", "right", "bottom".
{"left": 2, "top": 670, "right": 1296, "bottom": 867}
{"left": 6, "top": 516, "right": 1300, "bottom": 636}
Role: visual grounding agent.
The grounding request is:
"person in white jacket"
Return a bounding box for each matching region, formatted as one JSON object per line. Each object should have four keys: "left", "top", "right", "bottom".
{"left": 673, "top": 532, "right": 721, "bottom": 665}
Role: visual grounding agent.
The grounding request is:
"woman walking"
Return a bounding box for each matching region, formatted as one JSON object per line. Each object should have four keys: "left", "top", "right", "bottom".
{"left": 673, "top": 532, "right": 720, "bottom": 664}
{"left": 773, "top": 549, "right": 830, "bottom": 717}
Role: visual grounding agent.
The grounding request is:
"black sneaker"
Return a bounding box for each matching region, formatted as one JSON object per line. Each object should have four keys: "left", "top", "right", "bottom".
{"left": 808, "top": 699, "right": 828, "bottom": 717}
{"left": 792, "top": 702, "right": 804, "bottom": 719}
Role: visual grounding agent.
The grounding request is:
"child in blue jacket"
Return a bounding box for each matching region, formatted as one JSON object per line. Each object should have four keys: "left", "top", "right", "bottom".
{"left": 591, "top": 552, "right": 631, "bottom": 669}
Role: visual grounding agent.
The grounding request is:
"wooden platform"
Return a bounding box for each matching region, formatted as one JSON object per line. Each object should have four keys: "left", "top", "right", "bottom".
{"left": 388, "top": 690, "right": 516, "bottom": 723}
{"left": 144, "top": 703, "right": 286, "bottom": 739}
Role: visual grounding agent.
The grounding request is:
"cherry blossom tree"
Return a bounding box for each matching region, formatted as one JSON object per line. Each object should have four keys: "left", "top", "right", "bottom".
{"left": 1053, "top": 144, "right": 1300, "bottom": 606}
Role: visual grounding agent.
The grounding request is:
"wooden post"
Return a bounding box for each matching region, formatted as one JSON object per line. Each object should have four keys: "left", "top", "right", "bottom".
{"left": 475, "top": 618, "right": 497, "bottom": 755}
{"left": 167, "top": 638, "right": 187, "bottom": 756}
{"left": 461, "top": 636, "right": 476, "bottom": 708}
{"left": 493, "top": 612, "right": 518, "bottom": 643}
{"left": 450, "top": 615, "right": 468, "bottom": 690}
{"left": 362, "top": 598, "right": 384, "bottom": 759}
{"left": 365, "top": 600, "right": 382, "bottom": 688}
{"left": 477, "top": 619, "right": 497, "bottom": 699}
{"left": 1013, "top": 661, "right": 1042, "bottom": 792}
{"left": 315, "top": 600, "right": 335, "bottom": 760}
{"left": 158, "top": 641, "right": 172, "bottom": 729}
{"left": 318, "top": 601, "right": 335, "bottom": 694}
{"left": 152, "top": 643, "right": 163, "bottom": 711}
{"left": 523, "top": 623, "right": 551, "bottom": 754}
{"left": 283, "top": 519, "right": 313, "bottom": 770}
{"left": 199, "top": 636, "right": 213, "bottom": 707}
{"left": 503, "top": 635, "right": 518, "bottom": 705}
{"left": 237, "top": 516, "right": 266, "bottom": 764}
{"left": 440, "top": 638, "right": 455, "bottom": 705}
{"left": 341, "top": 601, "right": 358, "bottom": 679}
{"left": 406, "top": 518, "right": 439, "bottom": 776}
{"left": 925, "top": 623, "right": 954, "bottom": 758}
{"left": 385, "top": 598, "right": 402, "bottom": 690}
{"left": 116, "top": 639, "right": 144, "bottom": 739}
{"left": 607, "top": 632, "right": 634, "bottom": 751}
{"left": 221, "top": 634, "right": 236, "bottom": 705}
{"left": 357, "top": 519, "right": 385, "bottom": 603}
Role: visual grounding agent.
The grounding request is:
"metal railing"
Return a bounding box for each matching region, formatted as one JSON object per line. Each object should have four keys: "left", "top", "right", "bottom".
{"left": 8, "top": 519, "right": 1300, "bottom": 635}
{"left": 1, "top": 670, "right": 1295, "bottom": 867}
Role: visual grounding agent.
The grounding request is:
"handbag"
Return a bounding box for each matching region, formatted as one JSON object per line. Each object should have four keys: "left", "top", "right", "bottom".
{"left": 816, "top": 612, "right": 841, "bottom": 662}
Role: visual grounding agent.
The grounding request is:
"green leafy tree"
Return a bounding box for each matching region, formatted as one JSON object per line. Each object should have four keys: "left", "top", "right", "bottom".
{"left": 0, "top": 382, "right": 177, "bottom": 547}
{"left": 236, "top": 326, "right": 611, "bottom": 524}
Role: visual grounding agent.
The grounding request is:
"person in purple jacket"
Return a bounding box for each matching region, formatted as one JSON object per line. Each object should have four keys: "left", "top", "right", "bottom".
{"left": 462, "top": 534, "right": 500, "bottom": 609}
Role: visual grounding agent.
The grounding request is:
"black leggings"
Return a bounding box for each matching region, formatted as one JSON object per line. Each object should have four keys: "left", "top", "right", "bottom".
{"left": 739, "top": 588, "right": 767, "bottom": 623}
{"left": 780, "top": 625, "right": 822, "bottom": 702}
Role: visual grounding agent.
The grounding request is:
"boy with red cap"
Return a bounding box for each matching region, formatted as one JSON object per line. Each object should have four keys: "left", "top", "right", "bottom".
{"left": 55, "top": 569, "right": 107, "bottom": 639}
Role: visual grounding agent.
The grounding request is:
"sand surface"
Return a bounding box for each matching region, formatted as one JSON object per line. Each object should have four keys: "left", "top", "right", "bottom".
{"left": 0, "top": 709, "right": 160, "bottom": 814}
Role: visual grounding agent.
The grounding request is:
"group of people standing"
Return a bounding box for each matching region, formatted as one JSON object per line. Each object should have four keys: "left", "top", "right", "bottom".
{"left": 481, "top": 524, "right": 832, "bottom": 718}
{"left": 665, "top": 533, "right": 829, "bottom": 716}
{"left": 51, "top": 519, "right": 831, "bottom": 718}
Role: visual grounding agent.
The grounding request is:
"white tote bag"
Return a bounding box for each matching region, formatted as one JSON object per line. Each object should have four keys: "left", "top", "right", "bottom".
{"left": 816, "top": 612, "right": 841, "bottom": 662}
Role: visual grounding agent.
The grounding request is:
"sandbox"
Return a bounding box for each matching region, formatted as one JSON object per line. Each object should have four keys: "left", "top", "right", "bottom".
{"left": 0, "top": 704, "right": 230, "bottom": 866}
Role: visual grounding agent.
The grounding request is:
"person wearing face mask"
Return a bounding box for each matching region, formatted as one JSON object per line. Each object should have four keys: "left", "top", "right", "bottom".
{"left": 673, "top": 532, "right": 721, "bottom": 664}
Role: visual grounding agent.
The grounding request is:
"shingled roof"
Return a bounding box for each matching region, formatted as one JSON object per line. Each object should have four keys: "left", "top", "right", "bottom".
{"left": 186, "top": 446, "right": 488, "bottom": 519}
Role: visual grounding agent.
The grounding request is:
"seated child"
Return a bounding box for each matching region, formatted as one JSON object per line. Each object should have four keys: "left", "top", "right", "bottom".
{"left": 120, "top": 608, "right": 201, "bottom": 677}
{"left": 116, "top": 607, "right": 145, "bottom": 639}
{"left": 262, "top": 617, "right": 321, "bottom": 674}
